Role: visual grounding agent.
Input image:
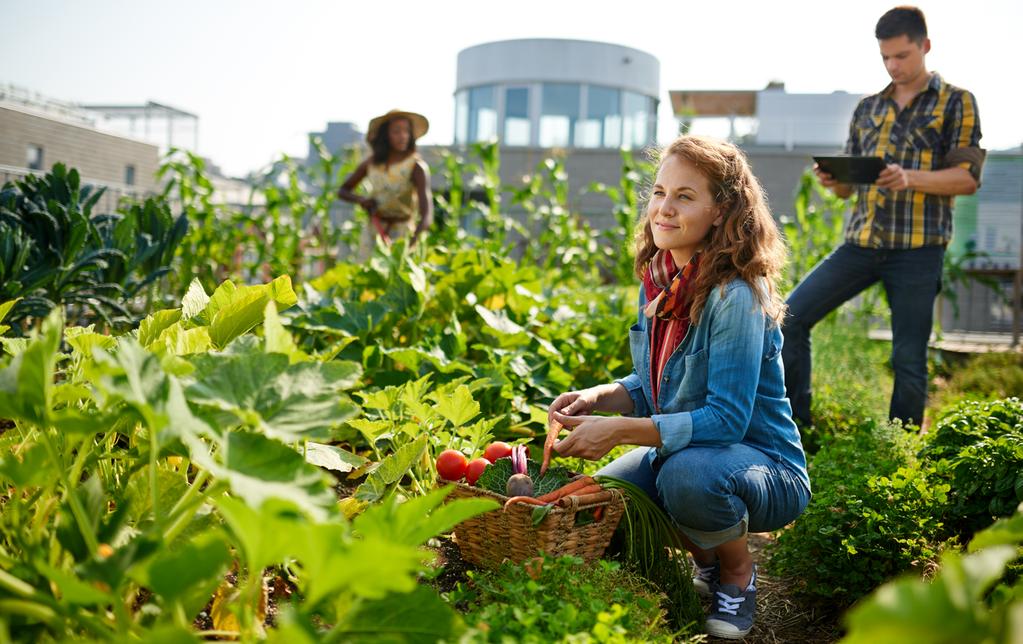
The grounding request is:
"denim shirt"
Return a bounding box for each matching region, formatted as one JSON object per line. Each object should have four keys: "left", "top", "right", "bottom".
{"left": 616, "top": 278, "right": 810, "bottom": 490}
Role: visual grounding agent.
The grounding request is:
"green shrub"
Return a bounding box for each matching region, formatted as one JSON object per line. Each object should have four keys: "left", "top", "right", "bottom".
{"left": 771, "top": 420, "right": 948, "bottom": 605}
{"left": 922, "top": 397, "right": 1023, "bottom": 540}
{"left": 842, "top": 503, "right": 1023, "bottom": 644}
{"left": 446, "top": 554, "right": 682, "bottom": 643}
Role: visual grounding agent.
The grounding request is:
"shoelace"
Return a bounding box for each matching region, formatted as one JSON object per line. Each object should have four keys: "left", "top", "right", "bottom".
{"left": 694, "top": 563, "right": 717, "bottom": 582}
{"left": 714, "top": 590, "right": 746, "bottom": 616}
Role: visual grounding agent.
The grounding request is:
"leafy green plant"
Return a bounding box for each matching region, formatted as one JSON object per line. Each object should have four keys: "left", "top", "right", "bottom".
{"left": 922, "top": 398, "right": 1023, "bottom": 540}
{"left": 771, "top": 420, "right": 948, "bottom": 605}
{"left": 446, "top": 554, "right": 681, "bottom": 643}
{"left": 0, "top": 164, "right": 185, "bottom": 331}
{"left": 842, "top": 502, "right": 1023, "bottom": 644}
{"left": 0, "top": 278, "right": 496, "bottom": 642}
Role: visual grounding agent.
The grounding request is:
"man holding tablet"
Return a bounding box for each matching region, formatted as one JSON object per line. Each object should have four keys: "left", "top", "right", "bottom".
{"left": 782, "top": 6, "right": 984, "bottom": 429}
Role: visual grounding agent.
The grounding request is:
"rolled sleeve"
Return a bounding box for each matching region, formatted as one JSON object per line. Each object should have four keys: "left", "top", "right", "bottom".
{"left": 615, "top": 371, "right": 651, "bottom": 418}
{"left": 942, "top": 90, "right": 985, "bottom": 184}
{"left": 653, "top": 412, "right": 693, "bottom": 455}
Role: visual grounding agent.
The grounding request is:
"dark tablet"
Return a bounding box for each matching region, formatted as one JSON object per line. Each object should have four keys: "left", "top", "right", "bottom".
{"left": 813, "top": 156, "right": 886, "bottom": 184}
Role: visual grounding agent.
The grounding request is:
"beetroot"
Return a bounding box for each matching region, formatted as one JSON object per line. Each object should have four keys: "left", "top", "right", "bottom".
{"left": 505, "top": 473, "right": 534, "bottom": 498}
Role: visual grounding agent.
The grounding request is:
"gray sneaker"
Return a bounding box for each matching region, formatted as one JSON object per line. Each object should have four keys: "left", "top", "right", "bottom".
{"left": 692, "top": 560, "right": 720, "bottom": 598}
{"left": 705, "top": 565, "right": 757, "bottom": 639}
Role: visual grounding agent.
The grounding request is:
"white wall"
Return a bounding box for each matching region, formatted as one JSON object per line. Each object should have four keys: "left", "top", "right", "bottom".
{"left": 755, "top": 89, "right": 862, "bottom": 148}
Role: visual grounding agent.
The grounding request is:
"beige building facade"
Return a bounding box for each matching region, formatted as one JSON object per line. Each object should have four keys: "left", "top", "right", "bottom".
{"left": 0, "top": 104, "right": 159, "bottom": 197}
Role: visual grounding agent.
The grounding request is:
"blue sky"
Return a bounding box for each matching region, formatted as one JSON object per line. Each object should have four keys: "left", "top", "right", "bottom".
{"left": 2, "top": 0, "right": 1019, "bottom": 176}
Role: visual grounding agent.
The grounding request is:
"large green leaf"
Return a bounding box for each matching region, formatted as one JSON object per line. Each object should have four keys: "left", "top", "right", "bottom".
{"left": 968, "top": 503, "right": 1023, "bottom": 551}
{"left": 216, "top": 496, "right": 301, "bottom": 572}
{"left": 65, "top": 326, "right": 118, "bottom": 362}
{"left": 305, "top": 442, "right": 369, "bottom": 474}
{"left": 137, "top": 532, "right": 230, "bottom": 614}
{"left": 294, "top": 524, "right": 426, "bottom": 608}
{"left": 180, "top": 278, "right": 210, "bottom": 321}
{"left": 353, "top": 486, "right": 498, "bottom": 548}
{"left": 428, "top": 384, "right": 480, "bottom": 428}
{"left": 354, "top": 436, "right": 428, "bottom": 503}
{"left": 206, "top": 276, "right": 299, "bottom": 349}
{"left": 217, "top": 432, "right": 338, "bottom": 522}
{"left": 332, "top": 585, "right": 465, "bottom": 643}
{"left": 263, "top": 301, "right": 307, "bottom": 363}
{"left": 0, "top": 298, "right": 20, "bottom": 324}
{"left": 0, "top": 308, "right": 61, "bottom": 425}
{"left": 138, "top": 309, "right": 183, "bottom": 347}
{"left": 0, "top": 442, "right": 51, "bottom": 486}
{"left": 842, "top": 546, "right": 1018, "bottom": 644}
{"left": 187, "top": 351, "right": 361, "bottom": 442}
{"left": 38, "top": 562, "right": 113, "bottom": 606}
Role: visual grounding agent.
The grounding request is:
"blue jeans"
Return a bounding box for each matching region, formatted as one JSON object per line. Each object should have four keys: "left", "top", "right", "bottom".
{"left": 781, "top": 243, "right": 944, "bottom": 427}
{"left": 597, "top": 446, "right": 810, "bottom": 550}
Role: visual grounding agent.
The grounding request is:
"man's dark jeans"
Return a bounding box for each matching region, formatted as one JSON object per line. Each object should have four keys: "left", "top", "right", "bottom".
{"left": 781, "top": 243, "right": 944, "bottom": 427}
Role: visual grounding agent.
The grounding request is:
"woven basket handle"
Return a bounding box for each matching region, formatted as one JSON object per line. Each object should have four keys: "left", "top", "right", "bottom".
{"left": 557, "top": 489, "right": 615, "bottom": 510}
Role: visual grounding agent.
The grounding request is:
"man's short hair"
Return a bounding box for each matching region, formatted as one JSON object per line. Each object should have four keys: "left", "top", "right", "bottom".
{"left": 876, "top": 6, "right": 928, "bottom": 42}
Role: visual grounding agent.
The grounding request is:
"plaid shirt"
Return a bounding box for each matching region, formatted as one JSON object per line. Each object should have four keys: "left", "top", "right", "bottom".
{"left": 844, "top": 73, "right": 983, "bottom": 248}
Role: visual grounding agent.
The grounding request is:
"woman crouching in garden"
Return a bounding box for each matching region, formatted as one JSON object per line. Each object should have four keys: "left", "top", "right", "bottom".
{"left": 548, "top": 135, "right": 811, "bottom": 639}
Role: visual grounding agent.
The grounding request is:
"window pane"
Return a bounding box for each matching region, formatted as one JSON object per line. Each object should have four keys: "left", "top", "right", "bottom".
{"left": 27, "top": 144, "right": 43, "bottom": 170}
{"left": 578, "top": 85, "right": 621, "bottom": 148}
{"left": 539, "top": 116, "right": 571, "bottom": 147}
{"left": 574, "top": 120, "right": 601, "bottom": 148}
{"left": 469, "top": 86, "right": 497, "bottom": 142}
{"left": 455, "top": 91, "right": 469, "bottom": 144}
{"left": 504, "top": 87, "right": 530, "bottom": 146}
{"left": 623, "top": 91, "right": 654, "bottom": 149}
{"left": 540, "top": 83, "right": 579, "bottom": 147}
{"left": 125, "top": 164, "right": 136, "bottom": 186}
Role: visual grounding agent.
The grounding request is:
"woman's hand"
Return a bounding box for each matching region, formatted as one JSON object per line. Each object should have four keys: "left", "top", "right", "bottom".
{"left": 547, "top": 388, "right": 600, "bottom": 425}
{"left": 550, "top": 411, "right": 622, "bottom": 461}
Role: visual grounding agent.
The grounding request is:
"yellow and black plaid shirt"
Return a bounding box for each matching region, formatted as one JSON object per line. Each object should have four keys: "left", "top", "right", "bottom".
{"left": 845, "top": 73, "right": 983, "bottom": 249}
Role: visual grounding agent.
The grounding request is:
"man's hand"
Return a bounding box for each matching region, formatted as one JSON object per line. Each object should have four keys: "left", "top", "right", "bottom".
{"left": 876, "top": 163, "right": 912, "bottom": 191}
{"left": 813, "top": 163, "right": 853, "bottom": 198}
{"left": 550, "top": 411, "right": 620, "bottom": 460}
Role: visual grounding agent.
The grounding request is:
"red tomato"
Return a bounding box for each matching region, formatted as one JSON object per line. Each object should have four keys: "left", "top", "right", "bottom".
{"left": 465, "top": 458, "right": 491, "bottom": 485}
{"left": 483, "top": 441, "right": 513, "bottom": 463}
{"left": 436, "top": 449, "right": 468, "bottom": 481}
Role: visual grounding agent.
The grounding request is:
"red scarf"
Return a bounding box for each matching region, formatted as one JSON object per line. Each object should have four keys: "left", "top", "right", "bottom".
{"left": 642, "top": 251, "right": 700, "bottom": 409}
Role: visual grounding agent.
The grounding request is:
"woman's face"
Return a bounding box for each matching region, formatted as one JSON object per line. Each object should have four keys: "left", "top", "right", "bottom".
{"left": 387, "top": 118, "right": 412, "bottom": 152}
{"left": 648, "top": 154, "right": 722, "bottom": 265}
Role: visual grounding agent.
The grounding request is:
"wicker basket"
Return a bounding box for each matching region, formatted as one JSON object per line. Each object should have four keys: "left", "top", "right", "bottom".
{"left": 447, "top": 481, "right": 626, "bottom": 569}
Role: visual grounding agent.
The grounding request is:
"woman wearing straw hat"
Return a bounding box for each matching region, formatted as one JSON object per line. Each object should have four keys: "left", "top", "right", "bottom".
{"left": 337, "top": 109, "right": 433, "bottom": 251}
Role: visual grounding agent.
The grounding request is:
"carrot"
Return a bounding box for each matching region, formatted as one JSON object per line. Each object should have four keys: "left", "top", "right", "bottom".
{"left": 593, "top": 506, "right": 605, "bottom": 521}
{"left": 554, "top": 484, "right": 604, "bottom": 506}
{"left": 540, "top": 419, "right": 564, "bottom": 476}
{"left": 536, "top": 476, "right": 597, "bottom": 503}
{"left": 503, "top": 496, "right": 550, "bottom": 511}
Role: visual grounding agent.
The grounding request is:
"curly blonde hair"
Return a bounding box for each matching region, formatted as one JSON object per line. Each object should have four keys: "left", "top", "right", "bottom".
{"left": 633, "top": 135, "right": 788, "bottom": 326}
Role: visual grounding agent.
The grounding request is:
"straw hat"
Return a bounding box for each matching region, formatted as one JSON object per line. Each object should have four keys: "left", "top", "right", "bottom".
{"left": 365, "top": 109, "right": 429, "bottom": 144}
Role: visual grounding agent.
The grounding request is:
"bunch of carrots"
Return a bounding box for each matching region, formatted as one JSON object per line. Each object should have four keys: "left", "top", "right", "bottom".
{"left": 503, "top": 475, "right": 605, "bottom": 511}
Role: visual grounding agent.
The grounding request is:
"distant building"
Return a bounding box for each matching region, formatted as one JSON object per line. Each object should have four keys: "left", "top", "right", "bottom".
{"left": 307, "top": 121, "right": 362, "bottom": 165}
{"left": 669, "top": 82, "right": 861, "bottom": 216}
{"left": 455, "top": 38, "right": 659, "bottom": 150}
{"left": 0, "top": 84, "right": 159, "bottom": 208}
{"left": 82, "top": 101, "right": 199, "bottom": 155}
{"left": 438, "top": 38, "right": 660, "bottom": 225}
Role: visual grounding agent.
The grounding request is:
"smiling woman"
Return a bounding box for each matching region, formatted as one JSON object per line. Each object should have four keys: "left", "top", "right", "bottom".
{"left": 547, "top": 134, "right": 811, "bottom": 640}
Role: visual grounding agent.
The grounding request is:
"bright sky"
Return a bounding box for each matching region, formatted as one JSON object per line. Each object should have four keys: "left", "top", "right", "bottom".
{"left": 2, "top": 0, "right": 1020, "bottom": 177}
